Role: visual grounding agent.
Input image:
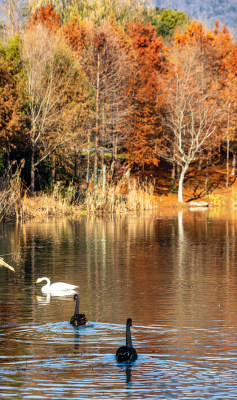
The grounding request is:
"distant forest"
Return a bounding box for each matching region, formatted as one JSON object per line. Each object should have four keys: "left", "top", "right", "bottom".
{"left": 155, "top": 0, "right": 237, "bottom": 34}
{"left": 0, "top": 0, "right": 236, "bottom": 205}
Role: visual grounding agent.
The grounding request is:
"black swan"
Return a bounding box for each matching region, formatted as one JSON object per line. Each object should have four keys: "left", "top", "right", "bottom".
{"left": 116, "top": 318, "right": 137, "bottom": 361}
{"left": 70, "top": 294, "right": 89, "bottom": 326}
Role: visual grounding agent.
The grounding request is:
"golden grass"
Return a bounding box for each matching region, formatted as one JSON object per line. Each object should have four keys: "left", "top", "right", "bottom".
{"left": 84, "top": 169, "right": 157, "bottom": 213}
{"left": 6, "top": 162, "right": 237, "bottom": 221}
{"left": 21, "top": 182, "right": 81, "bottom": 219}
{"left": 0, "top": 164, "right": 23, "bottom": 221}
{"left": 18, "top": 170, "right": 158, "bottom": 218}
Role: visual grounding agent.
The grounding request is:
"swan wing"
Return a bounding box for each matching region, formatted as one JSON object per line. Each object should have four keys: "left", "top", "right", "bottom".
{"left": 48, "top": 282, "right": 78, "bottom": 291}
{"left": 116, "top": 346, "right": 137, "bottom": 361}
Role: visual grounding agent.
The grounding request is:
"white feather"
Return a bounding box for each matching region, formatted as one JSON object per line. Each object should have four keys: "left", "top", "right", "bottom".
{"left": 36, "top": 277, "right": 78, "bottom": 293}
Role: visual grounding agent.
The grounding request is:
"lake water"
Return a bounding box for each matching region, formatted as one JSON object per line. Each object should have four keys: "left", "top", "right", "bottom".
{"left": 0, "top": 209, "right": 237, "bottom": 399}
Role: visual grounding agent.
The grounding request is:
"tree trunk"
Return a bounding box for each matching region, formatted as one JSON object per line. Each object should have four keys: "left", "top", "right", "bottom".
{"left": 178, "top": 166, "right": 187, "bottom": 203}
{"left": 231, "top": 152, "right": 236, "bottom": 176}
{"left": 115, "top": 135, "right": 118, "bottom": 159}
{"left": 31, "top": 143, "right": 35, "bottom": 193}
{"left": 171, "top": 162, "right": 175, "bottom": 191}
{"left": 218, "top": 144, "right": 221, "bottom": 162}
{"left": 112, "top": 129, "right": 115, "bottom": 161}
{"left": 101, "top": 104, "right": 105, "bottom": 167}
{"left": 205, "top": 157, "right": 209, "bottom": 193}
{"left": 74, "top": 152, "right": 79, "bottom": 179}
{"left": 86, "top": 131, "right": 90, "bottom": 190}
{"left": 6, "top": 148, "right": 10, "bottom": 183}
{"left": 198, "top": 158, "right": 202, "bottom": 171}
{"left": 52, "top": 154, "right": 56, "bottom": 184}
{"left": 8, "top": 0, "right": 16, "bottom": 36}
{"left": 128, "top": 168, "right": 131, "bottom": 191}
{"left": 142, "top": 163, "right": 145, "bottom": 183}
{"left": 94, "top": 52, "right": 100, "bottom": 184}
{"left": 226, "top": 105, "right": 230, "bottom": 187}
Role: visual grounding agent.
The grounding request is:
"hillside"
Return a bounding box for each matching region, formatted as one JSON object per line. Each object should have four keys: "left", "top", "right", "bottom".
{"left": 155, "top": 0, "right": 237, "bottom": 35}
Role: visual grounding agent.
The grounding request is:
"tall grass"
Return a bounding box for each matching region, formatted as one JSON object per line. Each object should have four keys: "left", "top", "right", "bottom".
{"left": 0, "top": 166, "right": 158, "bottom": 220}
{"left": 84, "top": 168, "right": 157, "bottom": 213}
{"left": 0, "top": 163, "right": 23, "bottom": 221}
{"left": 21, "top": 181, "right": 80, "bottom": 218}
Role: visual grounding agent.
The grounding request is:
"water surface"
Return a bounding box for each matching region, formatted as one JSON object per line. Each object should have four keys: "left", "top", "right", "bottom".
{"left": 0, "top": 210, "right": 237, "bottom": 399}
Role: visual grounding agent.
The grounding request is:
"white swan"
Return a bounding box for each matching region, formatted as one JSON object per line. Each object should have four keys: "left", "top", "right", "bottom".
{"left": 35, "top": 277, "right": 78, "bottom": 293}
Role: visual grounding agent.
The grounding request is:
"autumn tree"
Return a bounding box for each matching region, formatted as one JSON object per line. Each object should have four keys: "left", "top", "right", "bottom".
{"left": 212, "top": 24, "right": 237, "bottom": 185}
{"left": 174, "top": 21, "right": 237, "bottom": 187}
{"left": 27, "top": 4, "right": 61, "bottom": 31}
{"left": 0, "top": 58, "right": 21, "bottom": 148}
{"left": 22, "top": 23, "right": 88, "bottom": 192}
{"left": 86, "top": 22, "right": 132, "bottom": 176}
{"left": 0, "top": 35, "right": 25, "bottom": 172}
{"left": 158, "top": 43, "right": 223, "bottom": 202}
{"left": 125, "top": 20, "right": 164, "bottom": 168}
{"left": 62, "top": 17, "right": 89, "bottom": 54}
{"left": 225, "top": 42, "right": 237, "bottom": 177}
{"left": 63, "top": 18, "right": 132, "bottom": 179}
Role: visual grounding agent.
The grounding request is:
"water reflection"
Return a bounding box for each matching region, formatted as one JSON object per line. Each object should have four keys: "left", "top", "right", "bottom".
{"left": 36, "top": 293, "right": 51, "bottom": 304}
{"left": 36, "top": 289, "right": 77, "bottom": 304}
{"left": 117, "top": 361, "right": 134, "bottom": 387}
{"left": 73, "top": 330, "right": 80, "bottom": 351}
{"left": 1, "top": 211, "right": 237, "bottom": 398}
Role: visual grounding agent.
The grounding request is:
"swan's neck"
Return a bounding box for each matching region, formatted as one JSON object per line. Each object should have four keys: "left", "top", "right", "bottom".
{"left": 43, "top": 278, "right": 50, "bottom": 287}
{"left": 126, "top": 324, "right": 132, "bottom": 347}
{"left": 75, "top": 297, "right": 79, "bottom": 314}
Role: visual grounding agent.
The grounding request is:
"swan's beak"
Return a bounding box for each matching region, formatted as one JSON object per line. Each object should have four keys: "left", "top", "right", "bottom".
{"left": 35, "top": 280, "right": 38, "bottom": 284}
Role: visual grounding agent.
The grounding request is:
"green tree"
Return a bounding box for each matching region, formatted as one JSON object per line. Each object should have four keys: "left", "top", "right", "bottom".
{"left": 142, "top": 7, "right": 190, "bottom": 38}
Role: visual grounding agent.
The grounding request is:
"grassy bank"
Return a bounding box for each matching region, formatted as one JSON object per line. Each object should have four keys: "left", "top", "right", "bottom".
{"left": 0, "top": 169, "right": 158, "bottom": 221}
{"left": 1, "top": 162, "right": 237, "bottom": 221}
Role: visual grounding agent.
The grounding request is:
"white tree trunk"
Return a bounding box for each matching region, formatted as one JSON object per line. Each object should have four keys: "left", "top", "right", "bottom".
{"left": 231, "top": 152, "right": 236, "bottom": 176}
{"left": 178, "top": 166, "right": 187, "bottom": 203}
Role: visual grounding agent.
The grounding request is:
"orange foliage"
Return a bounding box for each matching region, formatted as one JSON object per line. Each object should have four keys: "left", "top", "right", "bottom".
{"left": 173, "top": 20, "right": 236, "bottom": 142}
{"left": 174, "top": 21, "right": 233, "bottom": 76}
{"left": 0, "top": 58, "right": 24, "bottom": 149}
{"left": 28, "top": 4, "right": 61, "bottom": 32}
{"left": 125, "top": 21, "right": 164, "bottom": 166}
{"left": 174, "top": 20, "right": 214, "bottom": 45}
{"left": 62, "top": 18, "right": 89, "bottom": 54}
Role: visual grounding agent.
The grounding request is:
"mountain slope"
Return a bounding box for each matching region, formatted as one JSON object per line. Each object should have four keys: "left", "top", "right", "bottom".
{"left": 155, "top": 0, "right": 237, "bottom": 35}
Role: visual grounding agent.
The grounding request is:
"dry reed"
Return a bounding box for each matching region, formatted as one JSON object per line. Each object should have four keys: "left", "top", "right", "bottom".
{"left": 0, "top": 166, "right": 158, "bottom": 220}
{"left": 84, "top": 168, "right": 157, "bottom": 213}
{"left": 0, "top": 163, "right": 23, "bottom": 221}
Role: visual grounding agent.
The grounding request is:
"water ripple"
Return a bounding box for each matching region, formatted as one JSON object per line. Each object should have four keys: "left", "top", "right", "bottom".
{"left": 1, "top": 322, "right": 237, "bottom": 399}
